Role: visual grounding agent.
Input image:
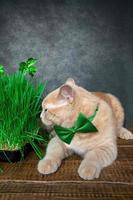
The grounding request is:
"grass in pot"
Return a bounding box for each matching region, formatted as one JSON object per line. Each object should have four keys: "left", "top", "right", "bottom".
{"left": 0, "top": 58, "right": 48, "bottom": 163}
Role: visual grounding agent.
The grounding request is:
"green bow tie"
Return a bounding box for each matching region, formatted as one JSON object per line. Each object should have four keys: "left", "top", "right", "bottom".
{"left": 54, "top": 105, "right": 99, "bottom": 144}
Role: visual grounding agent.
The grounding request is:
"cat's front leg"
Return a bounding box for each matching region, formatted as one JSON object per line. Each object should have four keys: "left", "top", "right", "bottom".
{"left": 78, "top": 143, "right": 117, "bottom": 180}
{"left": 38, "top": 136, "right": 72, "bottom": 175}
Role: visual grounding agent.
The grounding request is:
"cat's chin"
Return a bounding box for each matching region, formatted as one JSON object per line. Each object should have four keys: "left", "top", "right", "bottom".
{"left": 41, "top": 118, "right": 53, "bottom": 127}
{"left": 42, "top": 120, "right": 54, "bottom": 133}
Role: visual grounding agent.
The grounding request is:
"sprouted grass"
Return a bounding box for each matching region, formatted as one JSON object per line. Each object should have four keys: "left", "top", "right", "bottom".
{"left": 0, "top": 58, "right": 48, "bottom": 160}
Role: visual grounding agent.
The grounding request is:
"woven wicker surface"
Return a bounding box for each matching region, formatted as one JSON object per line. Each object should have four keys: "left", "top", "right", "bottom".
{"left": 0, "top": 128, "right": 133, "bottom": 200}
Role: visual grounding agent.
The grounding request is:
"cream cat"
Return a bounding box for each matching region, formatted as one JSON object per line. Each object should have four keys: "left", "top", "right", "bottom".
{"left": 38, "top": 78, "right": 133, "bottom": 180}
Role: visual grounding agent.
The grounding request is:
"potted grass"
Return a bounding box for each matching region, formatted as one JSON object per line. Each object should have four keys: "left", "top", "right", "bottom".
{"left": 0, "top": 58, "right": 48, "bottom": 163}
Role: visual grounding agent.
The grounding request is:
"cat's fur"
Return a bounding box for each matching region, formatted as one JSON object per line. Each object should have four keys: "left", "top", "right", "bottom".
{"left": 38, "top": 78, "right": 133, "bottom": 180}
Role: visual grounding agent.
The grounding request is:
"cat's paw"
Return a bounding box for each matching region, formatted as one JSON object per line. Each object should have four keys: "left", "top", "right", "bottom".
{"left": 78, "top": 163, "right": 101, "bottom": 180}
{"left": 119, "top": 127, "right": 133, "bottom": 140}
{"left": 37, "top": 158, "right": 61, "bottom": 175}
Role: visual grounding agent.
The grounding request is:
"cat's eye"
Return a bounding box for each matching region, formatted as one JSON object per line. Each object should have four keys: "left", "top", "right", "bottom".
{"left": 44, "top": 108, "right": 48, "bottom": 112}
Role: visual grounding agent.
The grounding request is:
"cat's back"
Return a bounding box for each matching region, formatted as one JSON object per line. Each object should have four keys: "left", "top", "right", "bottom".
{"left": 92, "top": 92, "right": 124, "bottom": 127}
{"left": 92, "top": 92, "right": 112, "bottom": 107}
{"left": 76, "top": 86, "right": 124, "bottom": 127}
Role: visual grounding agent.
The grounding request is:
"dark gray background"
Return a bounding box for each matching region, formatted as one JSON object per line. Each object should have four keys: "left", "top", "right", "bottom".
{"left": 0, "top": 0, "right": 133, "bottom": 126}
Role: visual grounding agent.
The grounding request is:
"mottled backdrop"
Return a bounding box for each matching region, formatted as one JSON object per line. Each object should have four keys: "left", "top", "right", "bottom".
{"left": 0, "top": 0, "right": 133, "bottom": 126}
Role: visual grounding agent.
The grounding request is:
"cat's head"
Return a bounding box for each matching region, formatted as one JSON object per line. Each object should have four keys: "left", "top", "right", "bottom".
{"left": 40, "top": 78, "right": 79, "bottom": 128}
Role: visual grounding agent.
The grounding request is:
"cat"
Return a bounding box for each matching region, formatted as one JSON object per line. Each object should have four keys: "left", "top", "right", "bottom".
{"left": 37, "top": 78, "right": 133, "bottom": 180}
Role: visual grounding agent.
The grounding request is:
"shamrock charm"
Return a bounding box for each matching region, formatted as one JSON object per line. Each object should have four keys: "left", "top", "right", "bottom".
{"left": 54, "top": 105, "right": 99, "bottom": 144}
{"left": 19, "top": 58, "right": 37, "bottom": 77}
{"left": 0, "top": 64, "right": 5, "bottom": 75}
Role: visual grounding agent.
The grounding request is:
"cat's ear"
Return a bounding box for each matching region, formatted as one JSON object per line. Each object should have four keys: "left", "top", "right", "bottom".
{"left": 59, "top": 84, "right": 75, "bottom": 103}
{"left": 65, "top": 78, "right": 75, "bottom": 86}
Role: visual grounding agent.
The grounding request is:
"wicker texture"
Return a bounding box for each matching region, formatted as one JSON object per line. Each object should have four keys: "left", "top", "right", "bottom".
{"left": 0, "top": 128, "right": 133, "bottom": 200}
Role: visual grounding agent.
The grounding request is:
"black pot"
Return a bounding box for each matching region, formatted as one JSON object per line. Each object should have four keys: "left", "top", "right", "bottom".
{"left": 0, "top": 143, "right": 32, "bottom": 162}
